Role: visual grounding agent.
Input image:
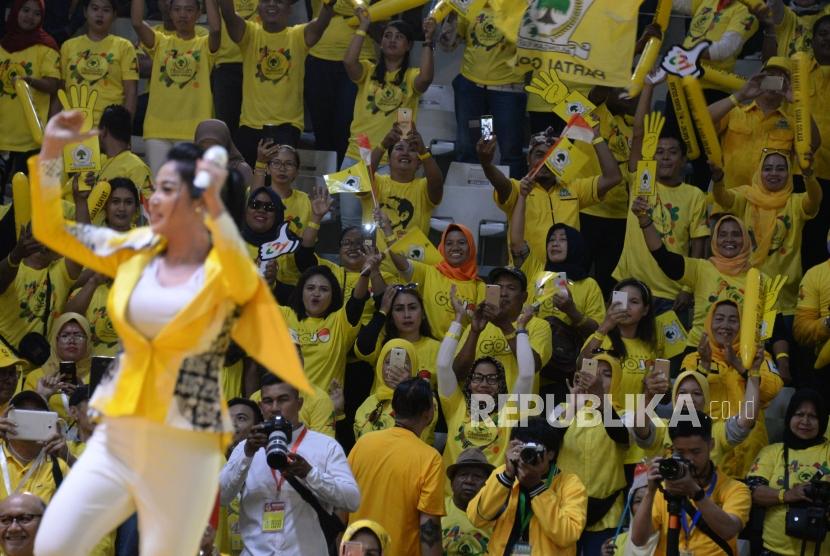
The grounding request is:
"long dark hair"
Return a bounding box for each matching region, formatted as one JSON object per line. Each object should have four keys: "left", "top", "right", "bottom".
{"left": 371, "top": 20, "right": 413, "bottom": 87}
{"left": 289, "top": 266, "right": 343, "bottom": 320}
{"left": 384, "top": 287, "right": 432, "bottom": 340}
{"left": 608, "top": 278, "right": 656, "bottom": 357}
{"left": 166, "top": 142, "right": 203, "bottom": 198}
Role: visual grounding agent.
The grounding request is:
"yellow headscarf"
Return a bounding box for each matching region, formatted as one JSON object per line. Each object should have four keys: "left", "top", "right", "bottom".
{"left": 42, "top": 312, "right": 92, "bottom": 379}
{"left": 703, "top": 300, "right": 742, "bottom": 368}
{"left": 598, "top": 352, "right": 624, "bottom": 404}
{"left": 342, "top": 519, "right": 392, "bottom": 553}
{"left": 374, "top": 339, "right": 419, "bottom": 400}
{"left": 672, "top": 370, "right": 711, "bottom": 412}
{"left": 737, "top": 149, "right": 794, "bottom": 266}
{"left": 709, "top": 215, "right": 752, "bottom": 276}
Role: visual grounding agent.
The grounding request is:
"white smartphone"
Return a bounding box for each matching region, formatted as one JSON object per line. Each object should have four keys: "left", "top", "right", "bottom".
{"left": 480, "top": 115, "right": 494, "bottom": 140}
{"left": 554, "top": 272, "right": 569, "bottom": 297}
{"left": 389, "top": 347, "right": 407, "bottom": 372}
{"left": 7, "top": 409, "right": 59, "bottom": 442}
{"left": 612, "top": 290, "right": 629, "bottom": 310}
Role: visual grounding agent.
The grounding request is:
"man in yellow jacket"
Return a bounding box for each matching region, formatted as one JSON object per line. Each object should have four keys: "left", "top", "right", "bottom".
{"left": 466, "top": 416, "right": 587, "bottom": 555}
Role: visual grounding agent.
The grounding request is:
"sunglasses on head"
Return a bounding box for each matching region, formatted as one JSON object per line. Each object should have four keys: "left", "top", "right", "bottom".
{"left": 249, "top": 200, "right": 277, "bottom": 212}
{"left": 393, "top": 283, "right": 419, "bottom": 292}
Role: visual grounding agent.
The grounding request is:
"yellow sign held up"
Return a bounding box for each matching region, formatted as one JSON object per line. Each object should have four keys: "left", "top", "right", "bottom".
{"left": 59, "top": 85, "right": 101, "bottom": 174}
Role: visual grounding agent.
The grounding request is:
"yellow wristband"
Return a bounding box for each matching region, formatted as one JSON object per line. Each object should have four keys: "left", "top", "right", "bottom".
{"left": 307, "top": 221, "right": 320, "bottom": 230}
{"left": 728, "top": 94, "right": 740, "bottom": 107}
{"left": 418, "top": 151, "right": 432, "bottom": 161}
{"left": 776, "top": 352, "right": 789, "bottom": 360}
{"left": 255, "top": 161, "right": 267, "bottom": 169}
{"left": 445, "top": 331, "right": 460, "bottom": 341}
{"left": 503, "top": 331, "right": 517, "bottom": 341}
{"left": 779, "top": 489, "right": 786, "bottom": 503}
{"left": 355, "top": 29, "right": 367, "bottom": 37}
{"left": 591, "top": 331, "right": 606, "bottom": 342}
{"left": 591, "top": 136, "right": 604, "bottom": 145}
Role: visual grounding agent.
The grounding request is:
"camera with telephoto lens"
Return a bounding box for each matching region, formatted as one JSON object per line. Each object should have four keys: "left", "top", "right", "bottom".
{"left": 259, "top": 416, "right": 293, "bottom": 470}
{"left": 659, "top": 456, "right": 692, "bottom": 481}
{"left": 786, "top": 472, "right": 830, "bottom": 543}
{"left": 519, "top": 443, "right": 546, "bottom": 465}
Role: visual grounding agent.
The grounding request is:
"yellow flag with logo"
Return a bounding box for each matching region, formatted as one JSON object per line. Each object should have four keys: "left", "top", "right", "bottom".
{"left": 489, "top": 0, "right": 643, "bottom": 87}
{"left": 388, "top": 227, "right": 443, "bottom": 265}
{"left": 543, "top": 137, "right": 589, "bottom": 182}
{"left": 323, "top": 162, "right": 372, "bottom": 195}
{"left": 655, "top": 310, "right": 688, "bottom": 359}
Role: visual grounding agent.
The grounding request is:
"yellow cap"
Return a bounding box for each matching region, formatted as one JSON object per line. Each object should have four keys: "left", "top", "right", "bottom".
{"left": 765, "top": 56, "right": 791, "bottom": 73}
{"left": 0, "top": 342, "right": 23, "bottom": 370}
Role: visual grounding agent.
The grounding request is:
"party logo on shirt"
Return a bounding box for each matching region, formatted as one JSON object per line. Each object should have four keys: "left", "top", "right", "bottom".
{"left": 159, "top": 49, "right": 201, "bottom": 88}
{"left": 18, "top": 278, "right": 49, "bottom": 325}
{"left": 366, "top": 81, "right": 407, "bottom": 115}
{"left": 443, "top": 527, "right": 490, "bottom": 556}
{"left": 748, "top": 214, "right": 791, "bottom": 257}
{"left": 650, "top": 201, "right": 681, "bottom": 245}
{"left": 688, "top": 7, "right": 718, "bottom": 41}
{"left": 0, "top": 61, "right": 31, "bottom": 98}
{"left": 69, "top": 50, "right": 112, "bottom": 85}
{"left": 256, "top": 47, "right": 291, "bottom": 84}
{"left": 470, "top": 11, "right": 504, "bottom": 50}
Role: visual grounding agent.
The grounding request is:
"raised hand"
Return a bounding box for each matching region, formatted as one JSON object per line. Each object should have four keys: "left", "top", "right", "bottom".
{"left": 525, "top": 69, "right": 569, "bottom": 105}
{"left": 310, "top": 185, "right": 332, "bottom": 220}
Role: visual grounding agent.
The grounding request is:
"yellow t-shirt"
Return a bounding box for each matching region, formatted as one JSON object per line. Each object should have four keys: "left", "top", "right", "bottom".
{"left": 0, "top": 261, "right": 73, "bottom": 349}
{"left": 794, "top": 260, "right": 830, "bottom": 353}
{"left": 354, "top": 393, "right": 437, "bottom": 444}
{"left": 215, "top": 0, "right": 260, "bottom": 64}
{"left": 557, "top": 406, "right": 627, "bottom": 532}
{"left": 359, "top": 174, "right": 436, "bottom": 239}
{"left": 442, "top": 496, "right": 492, "bottom": 556}
{"left": 809, "top": 62, "right": 830, "bottom": 180}
{"left": 521, "top": 251, "right": 606, "bottom": 324}
{"left": 309, "top": 0, "right": 375, "bottom": 62}
{"left": 680, "top": 258, "right": 755, "bottom": 347}
{"left": 144, "top": 31, "right": 214, "bottom": 141}
{"left": 613, "top": 181, "right": 710, "bottom": 299}
{"left": 359, "top": 335, "right": 441, "bottom": 394}
{"left": 410, "top": 261, "right": 486, "bottom": 338}
{"left": 316, "top": 258, "right": 398, "bottom": 325}
{"left": 775, "top": 6, "right": 830, "bottom": 57}
{"left": 348, "top": 426, "right": 446, "bottom": 556}
{"left": 458, "top": 5, "right": 520, "bottom": 86}
{"left": 748, "top": 441, "right": 830, "bottom": 556}
{"left": 585, "top": 334, "right": 665, "bottom": 408}
{"left": 497, "top": 178, "right": 600, "bottom": 259}
{"left": 651, "top": 472, "right": 751, "bottom": 556}
{"left": 456, "top": 317, "right": 552, "bottom": 392}
{"left": 69, "top": 281, "right": 119, "bottom": 356}
{"left": 683, "top": 0, "right": 758, "bottom": 73}
{"left": 0, "top": 442, "right": 71, "bottom": 502}
{"left": 0, "top": 44, "right": 60, "bottom": 152}
{"left": 440, "top": 389, "right": 511, "bottom": 494}
{"left": 239, "top": 21, "right": 308, "bottom": 130}
{"left": 347, "top": 61, "right": 421, "bottom": 160}
{"left": 276, "top": 188, "right": 311, "bottom": 286}
{"left": 279, "top": 305, "right": 359, "bottom": 390}
{"left": 579, "top": 105, "right": 633, "bottom": 220}
{"left": 60, "top": 34, "right": 139, "bottom": 124}
{"left": 727, "top": 190, "right": 815, "bottom": 315}
{"left": 98, "top": 150, "right": 154, "bottom": 201}
{"left": 719, "top": 103, "right": 795, "bottom": 187}
{"left": 220, "top": 358, "right": 244, "bottom": 402}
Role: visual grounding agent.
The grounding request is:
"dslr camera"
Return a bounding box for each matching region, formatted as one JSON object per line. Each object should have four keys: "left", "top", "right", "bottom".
{"left": 259, "top": 415, "right": 293, "bottom": 470}
{"left": 786, "top": 472, "right": 830, "bottom": 543}
{"left": 659, "top": 455, "right": 692, "bottom": 481}
{"left": 519, "top": 443, "right": 546, "bottom": 466}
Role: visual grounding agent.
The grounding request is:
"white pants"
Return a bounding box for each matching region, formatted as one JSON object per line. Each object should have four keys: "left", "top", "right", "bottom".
{"left": 35, "top": 417, "right": 222, "bottom": 556}
{"left": 144, "top": 139, "right": 177, "bottom": 177}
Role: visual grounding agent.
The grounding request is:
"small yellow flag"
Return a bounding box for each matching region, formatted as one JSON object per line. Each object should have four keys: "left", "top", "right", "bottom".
{"left": 324, "top": 162, "right": 372, "bottom": 194}
{"left": 388, "top": 227, "right": 442, "bottom": 265}
{"left": 544, "top": 137, "right": 589, "bottom": 182}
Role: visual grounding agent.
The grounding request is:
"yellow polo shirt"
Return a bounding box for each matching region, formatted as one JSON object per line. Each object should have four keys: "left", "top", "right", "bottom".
{"left": 794, "top": 260, "right": 830, "bottom": 354}
{"left": 0, "top": 442, "right": 70, "bottom": 502}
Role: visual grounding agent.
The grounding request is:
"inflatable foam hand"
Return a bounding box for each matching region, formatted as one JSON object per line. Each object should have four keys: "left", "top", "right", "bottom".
{"left": 661, "top": 42, "right": 709, "bottom": 78}
{"left": 11, "top": 172, "right": 31, "bottom": 239}
{"left": 641, "top": 112, "right": 666, "bottom": 161}
{"left": 525, "top": 69, "right": 569, "bottom": 106}
{"left": 628, "top": 37, "right": 663, "bottom": 98}
{"left": 259, "top": 222, "right": 301, "bottom": 261}
{"left": 58, "top": 85, "right": 98, "bottom": 132}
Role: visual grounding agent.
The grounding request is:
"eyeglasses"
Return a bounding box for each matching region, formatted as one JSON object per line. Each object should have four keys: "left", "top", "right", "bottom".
{"left": 269, "top": 160, "right": 297, "bottom": 170}
{"left": 249, "top": 200, "right": 277, "bottom": 212}
{"left": 470, "top": 373, "right": 499, "bottom": 385}
{"left": 0, "top": 514, "right": 41, "bottom": 527}
{"left": 58, "top": 333, "right": 86, "bottom": 343}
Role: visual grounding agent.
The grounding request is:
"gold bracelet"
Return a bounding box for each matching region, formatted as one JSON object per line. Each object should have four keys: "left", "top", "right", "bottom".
{"left": 778, "top": 489, "right": 786, "bottom": 503}
{"left": 255, "top": 161, "right": 267, "bottom": 169}
{"left": 418, "top": 151, "right": 432, "bottom": 160}
{"left": 775, "top": 352, "right": 789, "bottom": 360}
{"left": 307, "top": 221, "right": 320, "bottom": 230}
{"left": 355, "top": 29, "right": 367, "bottom": 37}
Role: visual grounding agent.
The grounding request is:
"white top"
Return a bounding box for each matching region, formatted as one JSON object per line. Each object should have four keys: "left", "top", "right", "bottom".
{"left": 126, "top": 257, "right": 205, "bottom": 339}
{"left": 219, "top": 425, "right": 361, "bottom": 556}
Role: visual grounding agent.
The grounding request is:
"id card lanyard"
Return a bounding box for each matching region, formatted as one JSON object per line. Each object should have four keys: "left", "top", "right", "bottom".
{"left": 517, "top": 465, "right": 558, "bottom": 541}
{"left": 269, "top": 427, "right": 308, "bottom": 492}
{"left": 0, "top": 444, "right": 45, "bottom": 496}
{"left": 680, "top": 471, "right": 718, "bottom": 540}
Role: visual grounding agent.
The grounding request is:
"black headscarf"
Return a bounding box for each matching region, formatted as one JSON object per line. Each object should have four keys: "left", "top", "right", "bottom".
{"left": 240, "top": 187, "right": 285, "bottom": 247}
{"left": 784, "top": 389, "right": 829, "bottom": 450}
{"left": 544, "top": 223, "right": 589, "bottom": 281}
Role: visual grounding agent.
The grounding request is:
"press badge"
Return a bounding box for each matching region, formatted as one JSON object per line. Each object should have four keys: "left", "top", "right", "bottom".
{"left": 510, "top": 542, "right": 532, "bottom": 555}
{"left": 262, "top": 501, "right": 285, "bottom": 532}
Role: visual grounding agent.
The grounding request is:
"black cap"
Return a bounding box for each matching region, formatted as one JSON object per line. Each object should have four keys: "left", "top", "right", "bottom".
{"left": 10, "top": 390, "right": 49, "bottom": 411}
{"left": 488, "top": 266, "right": 527, "bottom": 292}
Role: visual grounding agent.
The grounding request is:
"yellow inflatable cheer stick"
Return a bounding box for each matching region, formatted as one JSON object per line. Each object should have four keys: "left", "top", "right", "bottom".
{"left": 666, "top": 76, "right": 700, "bottom": 160}
{"left": 791, "top": 51, "right": 812, "bottom": 171}
{"left": 87, "top": 180, "right": 112, "bottom": 224}
{"left": 627, "top": 38, "right": 662, "bottom": 98}
{"left": 682, "top": 75, "right": 722, "bottom": 167}
{"left": 654, "top": 0, "right": 672, "bottom": 31}
{"left": 347, "top": 0, "right": 431, "bottom": 26}
{"left": 700, "top": 64, "right": 747, "bottom": 92}
{"left": 14, "top": 78, "right": 43, "bottom": 145}
{"left": 428, "top": 0, "right": 453, "bottom": 21}
{"left": 11, "top": 173, "right": 31, "bottom": 239}
{"left": 740, "top": 268, "right": 762, "bottom": 370}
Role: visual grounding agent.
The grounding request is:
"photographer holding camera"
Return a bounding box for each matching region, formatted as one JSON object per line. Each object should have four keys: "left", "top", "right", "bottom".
{"left": 467, "top": 416, "right": 587, "bottom": 555}
{"left": 631, "top": 410, "right": 751, "bottom": 556}
{"left": 219, "top": 375, "right": 360, "bottom": 555}
{"left": 746, "top": 389, "right": 830, "bottom": 556}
